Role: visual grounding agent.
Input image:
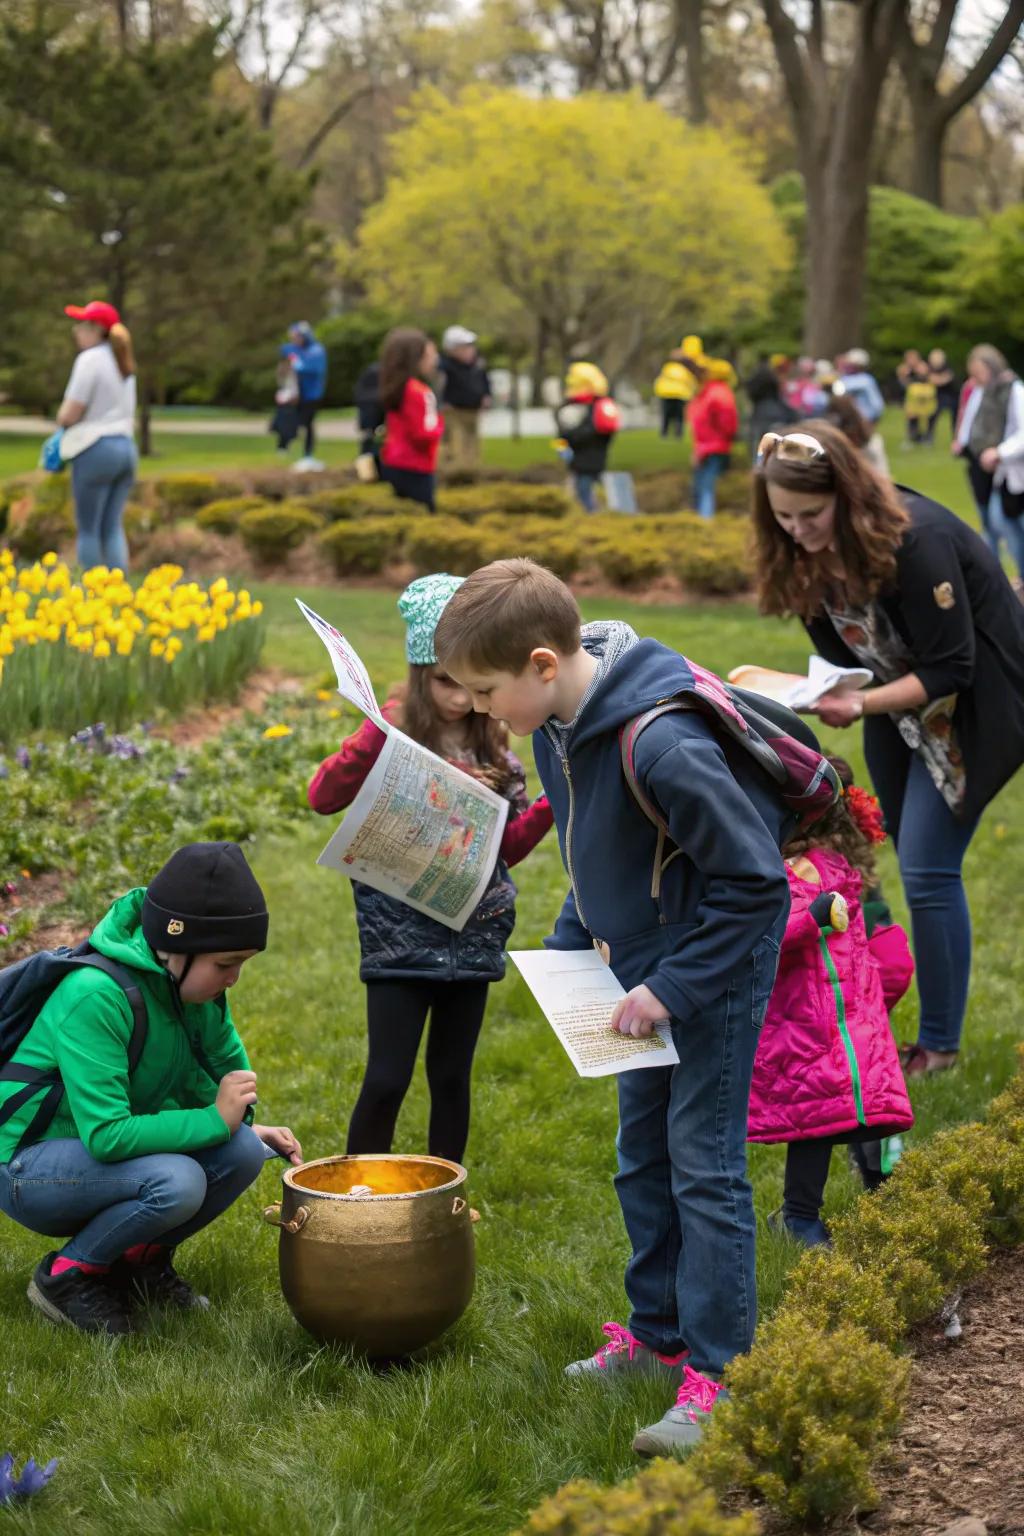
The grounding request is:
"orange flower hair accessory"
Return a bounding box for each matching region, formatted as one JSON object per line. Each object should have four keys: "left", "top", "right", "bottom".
{"left": 846, "top": 785, "right": 886, "bottom": 844}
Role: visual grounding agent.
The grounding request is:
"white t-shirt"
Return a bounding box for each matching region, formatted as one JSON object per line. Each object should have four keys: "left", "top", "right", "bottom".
{"left": 62, "top": 342, "right": 136, "bottom": 457}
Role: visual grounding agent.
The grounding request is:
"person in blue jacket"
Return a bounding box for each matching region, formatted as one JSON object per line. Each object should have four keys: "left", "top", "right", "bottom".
{"left": 434, "top": 558, "right": 793, "bottom": 1460}
{"left": 280, "top": 322, "right": 328, "bottom": 462}
{"left": 836, "top": 348, "right": 884, "bottom": 425}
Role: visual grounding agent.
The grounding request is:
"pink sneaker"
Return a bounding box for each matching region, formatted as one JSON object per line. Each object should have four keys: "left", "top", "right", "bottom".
{"left": 632, "top": 1365, "right": 728, "bottom": 1455}
{"left": 565, "top": 1321, "right": 688, "bottom": 1381}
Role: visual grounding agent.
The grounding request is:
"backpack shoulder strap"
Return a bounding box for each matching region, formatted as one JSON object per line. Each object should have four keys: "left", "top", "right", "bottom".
{"left": 72, "top": 953, "right": 149, "bottom": 1074}
{"left": 620, "top": 701, "right": 695, "bottom": 901}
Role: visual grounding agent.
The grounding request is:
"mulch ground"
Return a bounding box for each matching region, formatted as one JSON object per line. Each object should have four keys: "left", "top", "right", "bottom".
{"left": 854, "top": 1243, "right": 1024, "bottom": 1536}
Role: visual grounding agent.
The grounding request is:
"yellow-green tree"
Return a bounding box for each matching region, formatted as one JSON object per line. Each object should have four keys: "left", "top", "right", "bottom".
{"left": 357, "top": 87, "right": 790, "bottom": 380}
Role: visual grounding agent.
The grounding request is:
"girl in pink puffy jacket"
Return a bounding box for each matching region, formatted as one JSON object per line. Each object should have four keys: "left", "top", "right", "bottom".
{"left": 749, "top": 757, "right": 915, "bottom": 1246}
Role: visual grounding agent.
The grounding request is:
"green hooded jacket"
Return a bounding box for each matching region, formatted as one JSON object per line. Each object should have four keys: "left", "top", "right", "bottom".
{"left": 0, "top": 888, "right": 250, "bottom": 1165}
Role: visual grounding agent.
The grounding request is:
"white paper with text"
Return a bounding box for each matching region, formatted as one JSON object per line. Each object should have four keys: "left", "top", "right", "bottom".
{"left": 317, "top": 728, "right": 508, "bottom": 932}
{"left": 509, "top": 949, "right": 679, "bottom": 1077}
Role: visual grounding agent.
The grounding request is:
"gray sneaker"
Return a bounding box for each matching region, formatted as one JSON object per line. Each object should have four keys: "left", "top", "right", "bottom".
{"left": 565, "top": 1321, "right": 688, "bottom": 1382}
{"left": 632, "top": 1366, "right": 728, "bottom": 1455}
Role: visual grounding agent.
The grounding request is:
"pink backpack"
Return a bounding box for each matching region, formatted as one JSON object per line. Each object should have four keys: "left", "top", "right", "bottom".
{"left": 620, "top": 659, "right": 840, "bottom": 900}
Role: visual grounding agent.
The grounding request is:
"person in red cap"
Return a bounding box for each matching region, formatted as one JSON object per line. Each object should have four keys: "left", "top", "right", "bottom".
{"left": 56, "top": 300, "right": 138, "bottom": 571}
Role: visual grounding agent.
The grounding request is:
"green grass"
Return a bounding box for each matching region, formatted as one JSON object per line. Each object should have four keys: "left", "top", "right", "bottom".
{"left": 2, "top": 452, "right": 1019, "bottom": 1535}
{"left": 0, "top": 405, "right": 967, "bottom": 487}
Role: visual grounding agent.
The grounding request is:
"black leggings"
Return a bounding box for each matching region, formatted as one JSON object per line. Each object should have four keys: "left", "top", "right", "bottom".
{"left": 784, "top": 1135, "right": 890, "bottom": 1221}
{"left": 346, "top": 979, "right": 490, "bottom": 1164}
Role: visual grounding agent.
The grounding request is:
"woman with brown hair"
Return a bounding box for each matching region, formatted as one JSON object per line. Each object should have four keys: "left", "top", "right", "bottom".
{"left": 752, "top": 421, "right": 1024, "bottom": 1075}
{"left": 56, "top": 299, "right": 137, "bottom": 570}
{"left": 378, "top": 327, "right": 444, "bottom": 511}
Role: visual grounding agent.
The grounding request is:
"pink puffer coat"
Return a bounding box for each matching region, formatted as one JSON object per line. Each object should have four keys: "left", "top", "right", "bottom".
{"left": 748, "top": 848, "right": 914, "bottom": 1143}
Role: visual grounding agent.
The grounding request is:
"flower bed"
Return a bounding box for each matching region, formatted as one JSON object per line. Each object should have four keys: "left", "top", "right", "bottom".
{"left": 0, "top": 551, "right": 264, "bottom": 737}
{"left": 0, "top": 692, "right": 348, "bottom": 952}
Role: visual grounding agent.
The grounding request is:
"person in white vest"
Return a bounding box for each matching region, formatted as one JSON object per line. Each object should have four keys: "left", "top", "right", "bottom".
{"left": 56, "top": 299, "right": 138, "bottom": 571}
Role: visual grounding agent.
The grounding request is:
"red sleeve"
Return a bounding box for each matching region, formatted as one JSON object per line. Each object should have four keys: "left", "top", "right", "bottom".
{"left": 307, "top": 716, "right": 388, "bottom": 815}
{"left": 868, "top": 923, "right": 915, "bottom": 1012}
{"left": 405, "top": 381, "right": 445, "bottom": 449}
{"left": 592, "top": 397, "right": 620, "bottom": 435}
{"left": 499, "top": 795, "right": 554, "bottom": 868}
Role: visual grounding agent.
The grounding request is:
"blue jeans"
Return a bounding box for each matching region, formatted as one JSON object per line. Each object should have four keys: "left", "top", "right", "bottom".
{"left": 0, "top": 1126, "right": 268, "bottom": 1266}
{"left": 614, "top": 929, "right": 783, "bottom": 1377}
{"left": 865, "top": 726, "right": 980, "bottom": 1053}
{"left": 71, "top": 434, "right": 137, "bottom": 571}
{"left": 692, "top": 454, "right": 729, "bottom": 520}
{"left": 967, "top": 459, "right": 1024, "bottom": 579}
{"left": 573, "top": 473, "right": 598, "bottom": 512}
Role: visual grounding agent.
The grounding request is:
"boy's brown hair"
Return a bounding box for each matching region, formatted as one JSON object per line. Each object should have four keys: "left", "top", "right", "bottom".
{"left": 433, "top": 558, "right": 581, "bottom": 673}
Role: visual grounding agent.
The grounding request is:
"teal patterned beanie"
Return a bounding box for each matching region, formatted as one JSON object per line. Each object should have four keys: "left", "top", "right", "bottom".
{"left": 398, "top": 573, "right": 465, "bottom": 665}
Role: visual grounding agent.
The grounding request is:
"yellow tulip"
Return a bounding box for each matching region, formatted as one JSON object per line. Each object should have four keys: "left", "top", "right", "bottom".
{"left": 262, "top": 724, "right": 293, "bottom": 740}
{"left": 94, "top": 639, "right": 111, "bottom": 658}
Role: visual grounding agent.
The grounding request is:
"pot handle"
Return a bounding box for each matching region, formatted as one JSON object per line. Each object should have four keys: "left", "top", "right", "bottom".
{"left": 263, "top": 1202, "right": 310, "bottom": 1235}
{"left": 451, "top": 1197, "right": 482, "bottom": 1223}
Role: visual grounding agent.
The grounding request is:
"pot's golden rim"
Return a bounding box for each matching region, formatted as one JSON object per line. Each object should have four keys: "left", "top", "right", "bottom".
{"left": 283, "top": 1152, "right": 468, "bottom": 1202}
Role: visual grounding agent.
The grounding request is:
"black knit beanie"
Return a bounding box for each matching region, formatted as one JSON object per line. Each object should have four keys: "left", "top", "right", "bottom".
{"left": 142, "top": 842, "right": 269, "bottom": 955}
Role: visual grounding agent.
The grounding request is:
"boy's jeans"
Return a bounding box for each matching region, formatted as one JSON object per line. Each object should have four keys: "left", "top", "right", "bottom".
{"left": 614, "top": 930, "right": 781, "bottom": 1377}
{"left": 691, "top": 452, "right": 729, "bottom": 520}
{"left": 0, "top": 1126, "right": 268, "bottom": 1267}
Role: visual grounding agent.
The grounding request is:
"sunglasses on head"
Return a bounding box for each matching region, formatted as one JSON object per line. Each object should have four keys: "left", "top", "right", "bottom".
{"left": 756, "top": 431, "right": 828, "bottom": 467}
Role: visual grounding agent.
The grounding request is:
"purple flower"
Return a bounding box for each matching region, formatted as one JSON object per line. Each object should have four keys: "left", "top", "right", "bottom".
{"left": 14, "top": 747, "right": 30, "bottom": 770}
{"left": 168, "top": 766, "right": 190, "bottom": 786}
{"left": 0, "top": 924, "right": 8, "bottom": 940}
{"left": 0, "top": 761, "right": 7, "bottom": 780}
{"left": 0, "top": 1453, "right": 58, "bottom": 1505}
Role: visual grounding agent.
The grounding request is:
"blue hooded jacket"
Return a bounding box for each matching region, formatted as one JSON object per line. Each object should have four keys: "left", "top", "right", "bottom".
{"left": 281, "top": 328, "right": 328, "bottom": 403}
{"left": 534, "top": 629, "right": 793, "bottom": 1022}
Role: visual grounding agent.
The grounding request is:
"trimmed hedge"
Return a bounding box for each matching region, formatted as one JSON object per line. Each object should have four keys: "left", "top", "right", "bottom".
{"left": 196, "top": 496, "right": 269, "bottom": 535}
{"left": 438, "top": 483, "right": 574, "bottom": 521}
{"left": 237, "top": 502, "right": 325, "bottom": 560}
{"left": 318, "top": 517, "right": 409, "bottom": 576}
{"left": 520, "top": 1462, "right": 758, "bottom": 1535}
{"left": 152, "top": 473, "right": 241, "bottom": 512}
{"left": 5, "top": 477, "right": 75, "bottom": 560}
{"left": 520, "top": 1048, "right": 1024, "bottom": 1531}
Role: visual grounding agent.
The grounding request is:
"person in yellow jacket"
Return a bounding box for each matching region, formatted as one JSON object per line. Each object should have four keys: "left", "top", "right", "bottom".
{"left": 653, "top": 350, "right": 695, "bottom": 438}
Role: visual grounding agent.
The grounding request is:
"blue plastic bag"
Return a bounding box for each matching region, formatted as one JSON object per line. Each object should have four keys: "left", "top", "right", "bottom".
{"left": 40, "top": 430, "right": 64, "bottom": 473}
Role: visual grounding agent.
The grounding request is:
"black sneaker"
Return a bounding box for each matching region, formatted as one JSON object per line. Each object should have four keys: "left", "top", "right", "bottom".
{"left": 121, "top": 1252, "right": 209, "bottom": 1311}
{"left": 27, "top": 1252, "right": 134, "bottom": 1336}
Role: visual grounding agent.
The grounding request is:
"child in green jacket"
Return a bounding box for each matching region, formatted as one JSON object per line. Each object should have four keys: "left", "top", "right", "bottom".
{"left": 0, "top": 842, "right": 302, "bottom": 1337}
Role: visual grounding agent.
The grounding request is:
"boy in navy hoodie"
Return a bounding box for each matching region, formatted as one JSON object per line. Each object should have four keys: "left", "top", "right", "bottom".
{"left": 434, "top": 558, "right": 792, "bottom": 1457}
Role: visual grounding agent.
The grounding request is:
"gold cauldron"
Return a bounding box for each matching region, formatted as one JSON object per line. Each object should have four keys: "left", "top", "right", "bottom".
{"left": 262, "top": 1153, "right": 476, "bottom": 1358}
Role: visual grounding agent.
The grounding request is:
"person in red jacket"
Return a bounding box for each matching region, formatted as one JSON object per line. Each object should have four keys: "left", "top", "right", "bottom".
{"left": 686, "top": 357, "right": 739, "bottom": 519}
{"left": 307, "top": 574, "right": 553, "bottom": 1164}
{"left": 379, "top": 327, "right": 445, "bottom": 512}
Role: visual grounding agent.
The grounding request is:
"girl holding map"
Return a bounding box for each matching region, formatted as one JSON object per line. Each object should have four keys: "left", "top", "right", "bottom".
{"left": 308, "top": 574, "right": 553, "bottom": 1164}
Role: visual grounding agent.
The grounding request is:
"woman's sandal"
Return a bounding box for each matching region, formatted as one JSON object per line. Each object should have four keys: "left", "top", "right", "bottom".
{"left": 899, "top": 1042, "right": 958, "bottom": 1077}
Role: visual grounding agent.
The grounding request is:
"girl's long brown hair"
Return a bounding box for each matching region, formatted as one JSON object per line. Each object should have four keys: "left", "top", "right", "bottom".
{"left": 783, "top": 757, "right": 877, "bottom": 888}
{"left": 395, "top": 664, "right": 516, "bottom": 792}
{"left": 752, "top": 419, "right": 909, "bottom": 621}
{"left": 379, "top": 327, "right": 432, "bottom": 414}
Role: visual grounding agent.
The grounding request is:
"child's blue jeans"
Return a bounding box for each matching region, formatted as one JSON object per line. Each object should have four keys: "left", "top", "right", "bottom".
{"left": 71, "top": 434, "right": 137, "bottom": 571}
{"left": 0, "top": 1126, "right": 268, "bottom": 1266}
{"left": 691, "top": 453, "right": 729, "bottom": 519}
{"left": 614, "top": 926, "right": 783, "bottom": 1377}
